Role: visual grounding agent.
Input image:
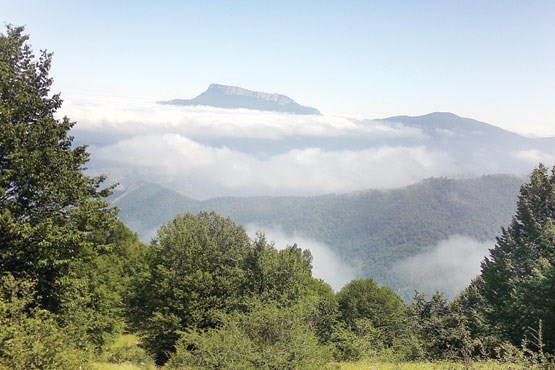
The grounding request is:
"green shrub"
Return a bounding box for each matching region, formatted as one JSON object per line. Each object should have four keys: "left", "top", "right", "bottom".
{"left": 95, "top": 334, "right": 156, "bottom": 369}
{"left": 0, "top": 274, "right": 86, "bottom": 370}
{"left": 166, "top": 303, "right": 332, "bottom": 370}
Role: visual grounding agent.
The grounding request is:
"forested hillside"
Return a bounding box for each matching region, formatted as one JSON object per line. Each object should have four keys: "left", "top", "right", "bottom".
{"left": 113, "top": 175, "right": 523, "bottom": 297}
{"left": 3, "top": 25, "right": 555, "bottom": 370}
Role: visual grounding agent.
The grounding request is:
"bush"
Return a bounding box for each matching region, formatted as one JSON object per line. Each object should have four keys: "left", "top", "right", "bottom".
{"left": 96, "top": 334, "right": 156, "bottom": 368}
{"left": 0, "top": 274, "right": 86, "bottom": 369}
{"left": 166, "top": 303, "right": 332, "bottom": 370}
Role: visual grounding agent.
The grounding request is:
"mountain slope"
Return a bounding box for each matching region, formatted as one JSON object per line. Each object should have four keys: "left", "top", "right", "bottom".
{"left": 375, "top": 112, "right": 555, "bottom": 175}
{"left": 158, "top": 83, "right": 320, "bottom": 115}
{"left": 110, "top": 183, "right": 200, "bottom": 238}
{"left": 112, "top": 175, "right": 523, "bottom": 297}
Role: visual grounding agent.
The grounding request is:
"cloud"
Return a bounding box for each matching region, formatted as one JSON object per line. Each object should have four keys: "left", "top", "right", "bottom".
{"left": 393, "top": 235, "right": 493, "bottom": 298}
{"left": 435, "top": 128, "right": 456, "bottom": 137}
{"left": 57, "top": 94, "right": 464, "bottom": 197}
{"left": 245, "top": 225, "right": 358, "bottom": 291}
{"left": 93, "top": 133, "right": 456, "bottom": 198}
{"left": 60, "top": 95, "right": 424, "bottom": 141}
{"left": 512, "top": 149, "right": 555, "bottom": 165}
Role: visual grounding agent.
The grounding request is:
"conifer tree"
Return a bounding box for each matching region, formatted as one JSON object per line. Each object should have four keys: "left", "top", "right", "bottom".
{"left": 479, "top": 164, "right": 555, "bottom": 352}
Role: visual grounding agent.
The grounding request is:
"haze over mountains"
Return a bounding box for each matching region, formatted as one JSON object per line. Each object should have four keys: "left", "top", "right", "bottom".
{"left": 111, "top": 175, "right": 523, "bottom": 298}
{"left": 62, "top": 86, "right": 554, "bottom": 295}
{"left": 66, "top": 85, "right": 555, "bottom": 199}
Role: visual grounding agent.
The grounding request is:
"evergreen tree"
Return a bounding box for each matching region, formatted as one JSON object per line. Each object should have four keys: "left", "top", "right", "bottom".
{"left": 479, "top": 164, "right": 555, "bottom": 352}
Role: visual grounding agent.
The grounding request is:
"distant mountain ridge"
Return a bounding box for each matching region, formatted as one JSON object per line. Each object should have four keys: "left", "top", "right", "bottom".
{"left": 158, "top": 83, "right": 320, "bottom": 115}
{"left": 111, "top": 175, "right": 524, "bottom": 298}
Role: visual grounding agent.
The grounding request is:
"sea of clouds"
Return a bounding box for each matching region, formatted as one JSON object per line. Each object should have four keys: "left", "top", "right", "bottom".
{"left": 61, "top": 96, "right": 460, "bottom": 198}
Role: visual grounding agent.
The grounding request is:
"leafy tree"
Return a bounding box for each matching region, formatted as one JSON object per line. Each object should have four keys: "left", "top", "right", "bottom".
{"left": 131, "top": 211, "right": 252, "bottom": 363}
{"left": 479, "top": 164, "right": 555, "bottom": 352}
{"left": 0, "top": 25, "right": 138, "bottom": 355}
{"left": 330, "top": 318, "right": 383, "bottom": 361}
{"left": 132, "top": 212, "right": 332, "bottom": 364}
{"left": 243, "top": 232, "right": 313, "bottom": 303}
{"left": 411, "top": 291, "right": 480, "bottom": 360}
{"left": 0, "top": 25, "right": 117, "bottom": 314}
{"left": 337, "top": 278, "right": 407, "bottom": 347}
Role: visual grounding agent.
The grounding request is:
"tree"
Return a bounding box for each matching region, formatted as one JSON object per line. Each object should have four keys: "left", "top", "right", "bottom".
{"left": 479, "top": 164, "right": 555, "bottom": 352}
{"left": 243, "top": 232, "right": 314, "bottom": 303}
{"left": 0, "top": 25, "right": 121, "bottom": 352}
{"left": 131, "top": 211, "right": 253, "bottom": 363}
{"left": 337, "top": 278, "right": 407, "bottom": 348}
{"left": 131, "top": 212, "right": 331, "bottom": 364}
{"left": 411, "top": 291, "right": 480, "bottom": 360}
{"left": 0, "top": 274, "right": 85, "bottom": 369}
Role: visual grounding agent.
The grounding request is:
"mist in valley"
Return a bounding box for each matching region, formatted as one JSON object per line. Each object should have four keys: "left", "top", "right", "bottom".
{"left": 394, "top": 235, "right": 494, "bottom": 298}
{"left": 246, "top": 225, "right": 359, "bottom": 291}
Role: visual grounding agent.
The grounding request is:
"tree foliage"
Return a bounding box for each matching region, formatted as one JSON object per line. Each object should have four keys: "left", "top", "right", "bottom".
{"left": 166, "top": 303, "right": 331, "bottom": 370}
{"left": 0, "top": 274, "right": 85, "bottom": 369}
{"left": 479, "top": 164, "right": 555, "bottom": 352}
{"left": 131, "top": 211, "right": 322, "bottom": 363}
{"left": 337, "top": 279, "right": 406, "bottom": 346}
{"left": 0, "top": 25, "right": 140, "bottom": 358}
{"left": 0, "top": 25, "right": 117, "bottom": 313}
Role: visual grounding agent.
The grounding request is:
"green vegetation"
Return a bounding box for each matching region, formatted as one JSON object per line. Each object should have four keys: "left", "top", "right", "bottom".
{"left": 1, "top": 25, "right": 555, "bottom": 369}
{"left": 112, "top": 175, "right": 523, "bottom": 299}
{"left": 333, "top": 360, "right": 548, "bottom": 369}
{"left": 92, "top": 334, "right": 156, "bottom": 370}
{"left": 0, "top": 25, "right": 147, "bottom": 367}
{"left": 477, "top": 164, "right": 555, "bottom": 352}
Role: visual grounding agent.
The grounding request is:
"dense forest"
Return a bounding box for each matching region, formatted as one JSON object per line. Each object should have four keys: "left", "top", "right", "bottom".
{"left": 112, "top": 175, "right": 522, "bottom": 298}
{"left": 1, "top": 26, "right": 555, "bottom": 369}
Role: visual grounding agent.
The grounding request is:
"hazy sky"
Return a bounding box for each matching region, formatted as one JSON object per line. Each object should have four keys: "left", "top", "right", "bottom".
{"left": 2, "top": 1, "right": 554, "bottom": 135}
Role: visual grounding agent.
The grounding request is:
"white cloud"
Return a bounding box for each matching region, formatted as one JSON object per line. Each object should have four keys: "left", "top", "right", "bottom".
{"left": 55, "top": 94, "right": 476, "bottom": 197}
{"left": 393, "top": 235, "right": 493, "bottom": 298}
{"left": 93, "top": 133, "right": 456, "bottom": 198}
{"left": 435, "top": 128, "right": 456, "bottom": 137}
{"left": 245, "top": 225, "right": 358, "bottom": 291}
{"left": 512, "top": 149, "right": 555, "bottom": 165}
{"left": 60, "top": 95, "right": 424, "bottom": 140}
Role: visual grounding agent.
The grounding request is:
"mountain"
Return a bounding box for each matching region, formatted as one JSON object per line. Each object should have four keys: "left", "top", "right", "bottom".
{"left": 158, "top": 83, "right": 321, "bottom": 115}
{"left": 377, "top": 112, "right": 555, "bottom": 174}
{"left": 185, "top": 112, "right": 555, "bottom": 174}
{"left": 111, "top": 175, "right": 523, "bottom": 298}
{"left": 111, "top": 182, "right": 198, "bottom": 236}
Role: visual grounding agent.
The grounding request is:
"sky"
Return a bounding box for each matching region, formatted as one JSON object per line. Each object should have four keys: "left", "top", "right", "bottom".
{"left": 2, "top": 0, "right": 555, "bottom": 136}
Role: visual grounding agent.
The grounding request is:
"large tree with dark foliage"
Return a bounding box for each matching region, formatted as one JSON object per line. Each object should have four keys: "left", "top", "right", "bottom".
{"left": 479, "top": 164, "right": 555, "bottom": 352}
{"left": 0, "top": 25, "right": 117, "bottom": 313}
{"left": 130, "top": 211, "right": 326, "bottom": 364}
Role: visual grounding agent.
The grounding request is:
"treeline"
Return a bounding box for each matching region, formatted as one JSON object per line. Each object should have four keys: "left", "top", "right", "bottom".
{"left": 1, "top": 26, "right": 555, "bottom": 369}
{"left": 112, "top": 174, "right": 523, "bottom": 299}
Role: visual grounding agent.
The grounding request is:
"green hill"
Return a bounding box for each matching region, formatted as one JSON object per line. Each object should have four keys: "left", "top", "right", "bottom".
{"left": 111, "top": 175, "right": 523, "bottom": 298}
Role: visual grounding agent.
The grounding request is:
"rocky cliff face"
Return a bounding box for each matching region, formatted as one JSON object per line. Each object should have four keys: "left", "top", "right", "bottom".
{"left": 206, "top": 84, "right": 294, "bottom": 105}
{"left": 158, "top": 83, "right": 320, "bottom": 115}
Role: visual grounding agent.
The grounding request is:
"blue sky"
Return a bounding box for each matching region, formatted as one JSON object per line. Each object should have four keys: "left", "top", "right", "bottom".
{"left": 2, "top": 0, "right": 555, "bottom": 135}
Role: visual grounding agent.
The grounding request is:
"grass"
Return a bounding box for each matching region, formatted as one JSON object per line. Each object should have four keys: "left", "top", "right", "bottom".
{"left": 91, "top": 363, "right": 150, "bottom": 370}
{"left": 90, "top": 335, "right": 541, "bottom": 370}
{"left": 89, "top": 359, "right": 539, "bottom": 370}
{"left": 332, "top": 360, "right": 534, "bottom": 370}
{"left": 91, "top": 334, "right": 157, "bottom": 370}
